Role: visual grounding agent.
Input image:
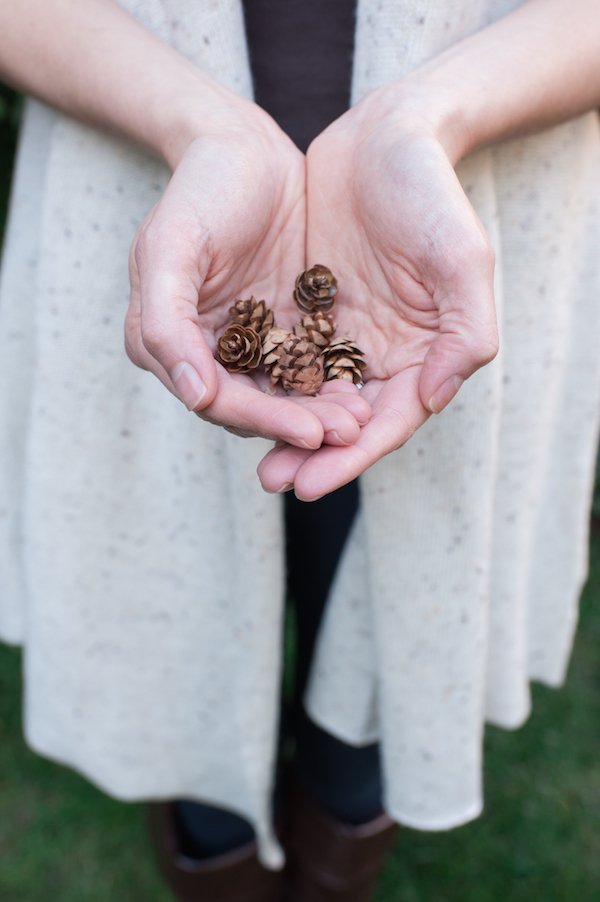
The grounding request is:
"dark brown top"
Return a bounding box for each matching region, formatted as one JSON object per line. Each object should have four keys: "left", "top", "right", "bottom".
{"left": 242, "top": 0, "right": 356, "bottom": 152}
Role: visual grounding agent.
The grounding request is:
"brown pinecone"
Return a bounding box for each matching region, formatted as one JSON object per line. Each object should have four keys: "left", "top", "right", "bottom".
{"left": 322, "top": 337, "right": 367, "bottom": 385}
{"left": 264, "top": 332, "right": 324, "bottom": 395}
{"left": 294, "top": 311, "right": 335, "bottom": 348}
{"left": 293, "top": 265, "right": 338, "bottom": 314}
{"left": 229, "top": 296, "right": 275, "bottom": 340}
{"left": 216, "top": 324, "right": 262, "bottom": 374}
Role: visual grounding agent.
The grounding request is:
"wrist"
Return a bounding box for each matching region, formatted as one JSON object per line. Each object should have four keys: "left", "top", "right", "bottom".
{"left": 147, "top": 68, "right": 254, "bottom": 169}
{"left": 377, "top": 73, "right": 479, "bottom": 166}
{"left": 152, "top": 72, "right": 291, "bottom": 172}
{"left": 378, "top": 0, "right": 600, "bottom": 167}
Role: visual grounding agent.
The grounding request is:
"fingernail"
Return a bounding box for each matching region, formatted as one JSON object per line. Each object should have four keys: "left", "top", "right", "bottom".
{"left": 277, "top": 482, "right": 294, "bottom": 493}
{"left": 171, "top": 361, "right": 206, "bottom": 410}
{"left": 325, "top": 430, "right": 350, "bottom": 446}
{"left": 265, "top": 482, "right": 294, "bottom": 494}
{"left": 286, "top": 436, "right": 318, "bottom": 450}
{"left": 428, "top": 375, "right": 464, "bottom": 414}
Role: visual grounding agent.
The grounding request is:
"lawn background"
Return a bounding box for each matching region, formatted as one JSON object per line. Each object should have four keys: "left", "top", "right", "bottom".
{"left": 0, "top": 88, "right": 599, "bottom": 901}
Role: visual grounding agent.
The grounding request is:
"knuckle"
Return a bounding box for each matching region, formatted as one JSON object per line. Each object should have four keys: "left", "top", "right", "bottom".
{"left": 123, "top": 315, "right": 144, "bottom": 367}
{"left": 141, "top": 319, "right": 168, "bottom": 357}
{"left": 133, "top": 237, "right": 147, "bottom": 271}
{"left": 460, "top": 232, "right": 493, "bottom": 271}
{"left": 128, "top": 239, "right": 138, "bottom": 272}
{"left": 124, "top": 336, "right": 140, "bottom": 367}
{"left": 438, "top": 230, "right": 495, "bottom": 282}
{"left": 470, "top": 328, "right": 499, "bottom": 367}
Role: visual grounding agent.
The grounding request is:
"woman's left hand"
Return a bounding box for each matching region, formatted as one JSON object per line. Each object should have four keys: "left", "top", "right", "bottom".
{"left": 258, "top": 86, "right": 499, "bottom": 500}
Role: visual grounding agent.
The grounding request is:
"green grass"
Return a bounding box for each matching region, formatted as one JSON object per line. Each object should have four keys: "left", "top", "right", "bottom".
{"left": 0, "top": 646, "right": 169, "bottom": 901}
{"left": 0, "top": 527, "right": 598, "bottom": 900}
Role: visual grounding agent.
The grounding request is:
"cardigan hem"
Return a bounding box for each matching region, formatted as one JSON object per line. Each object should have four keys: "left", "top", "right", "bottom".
{"left": 23, "top": 726, "right": 285, "bottom": 870}
{"left": 386, "top": 799, "right": 484, "bottom": 833}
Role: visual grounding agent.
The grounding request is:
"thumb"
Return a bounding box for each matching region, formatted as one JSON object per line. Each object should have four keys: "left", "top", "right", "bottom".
{"left": 132, "top": 221, "right": 219, "bottom": 412}
{"left": 419, "top": 283, "right": 499, "bottom": 415}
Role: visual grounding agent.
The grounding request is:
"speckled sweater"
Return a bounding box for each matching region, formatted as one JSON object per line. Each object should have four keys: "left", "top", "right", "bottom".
{"left": 0, "top": 0, "right": 599, "bottom": 868}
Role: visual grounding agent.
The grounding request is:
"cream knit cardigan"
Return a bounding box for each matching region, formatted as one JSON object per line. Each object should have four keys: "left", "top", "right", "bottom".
{"left": 1, "top": 0, "right": 599, "bottom": 868}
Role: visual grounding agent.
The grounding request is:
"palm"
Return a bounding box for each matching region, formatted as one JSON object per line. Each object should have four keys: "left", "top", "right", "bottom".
{"left": 127, "top": 124, "right": 369, "bottom": 447}
{"left": 259, "top": 115, "right": 497, "bottom": 498}
{"left": 184, "top": 134, "right": 306, "bottom": 334}
{"left": 310, "top": 133, "right": 456, "bottom": 422}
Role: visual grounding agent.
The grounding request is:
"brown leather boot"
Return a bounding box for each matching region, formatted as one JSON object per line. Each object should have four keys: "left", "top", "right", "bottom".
{"left": 146, "top": 802, "right": 284, "bottom": 902}
{"left": 284, "top": 785, "right": 399, "bottom": 902}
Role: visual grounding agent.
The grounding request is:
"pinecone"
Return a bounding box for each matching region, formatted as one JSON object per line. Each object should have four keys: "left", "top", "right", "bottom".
{"left": 216, "top": 324, "right": 262, "bottom": 374}
{"left": 322, "top": 337, "right": 367, "bottom": 385}
{"left": 229, "top": 296, "right": 275, "bottom": 340}
{"left": 264, "top": 332, "right": 324, "bottom": 395}
{"left": 294, "top": 311, "right": 335, "bottom": 348}
{"left": 293, "top": 265, "right": 338, "bottom": 314}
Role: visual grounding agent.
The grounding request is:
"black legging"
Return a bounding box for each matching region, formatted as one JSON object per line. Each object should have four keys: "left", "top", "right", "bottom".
{"left": 175, "top": 483, "right": 383, "bottom": 859}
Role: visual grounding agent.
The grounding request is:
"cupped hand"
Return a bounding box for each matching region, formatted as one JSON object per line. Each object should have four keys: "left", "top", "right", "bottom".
{"left": 125, "top": 98, "right": 370, "bottom": 450}
{"left": 258, "top": 87, "right": 498, "bottom": 498}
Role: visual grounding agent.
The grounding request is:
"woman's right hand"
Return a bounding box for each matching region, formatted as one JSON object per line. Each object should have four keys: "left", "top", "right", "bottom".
{"left": 125, "top": 97, "right": 371, "bottom": 452}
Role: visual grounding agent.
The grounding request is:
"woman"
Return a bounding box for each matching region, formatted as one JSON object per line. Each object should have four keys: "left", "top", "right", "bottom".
{"left": 0, "top": 1, "right": 599, "bottom": 899}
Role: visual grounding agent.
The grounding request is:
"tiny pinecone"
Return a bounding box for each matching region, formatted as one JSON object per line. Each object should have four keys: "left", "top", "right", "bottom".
{"left": 322, "top": 337, "right": 367, "bottom": 385}
{"left": 216, "top": 324, "right": 262, "bottom": 374}
{"left": 293, "top": 264, "right": 338, "bottom": 314}
{"left": 294, "top": 311, "right": 335, "bottom": 348}
{"left": 264, "top": 330, "right": 324, "bottom": 395}
{"left": 229, "top": 296, "right": 275, "bottom": 340}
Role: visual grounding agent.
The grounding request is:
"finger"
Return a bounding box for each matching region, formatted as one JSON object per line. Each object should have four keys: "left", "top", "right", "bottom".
{"left": 293, "top": 371, "right": 427, "bottom": 500}
{"left": 312, "top": 388, "right": 372, "bottom": 425}
{"left": 132, "top": 221, "right": 219, "bottom": 412}
{"left": 125, "top": 329, "right": 326, "bottom": 447}
{"left": 318, "top": 380, "right": 362, "bottom": 396}
{"left": 420, "top": 234, "right": 498, "bottom": 414}
{"left": 257, "top": 443, "right": 313, "bottom": 493}
{"left": 125, "top": 267, "right": 187, "bottom": 397}
{"left": 292, "top": 397, "right": 364, "bottom": 445}
{"left": 201, "top": 370, "right": 325, "bottom": 447}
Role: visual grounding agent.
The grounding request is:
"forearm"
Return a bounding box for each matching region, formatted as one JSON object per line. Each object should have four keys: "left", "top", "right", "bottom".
{"left": 0, "top": 0, "right": 249, "bottom": 167}
{"left": 393, "top": 0, "right": 600, "bottom": 162}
